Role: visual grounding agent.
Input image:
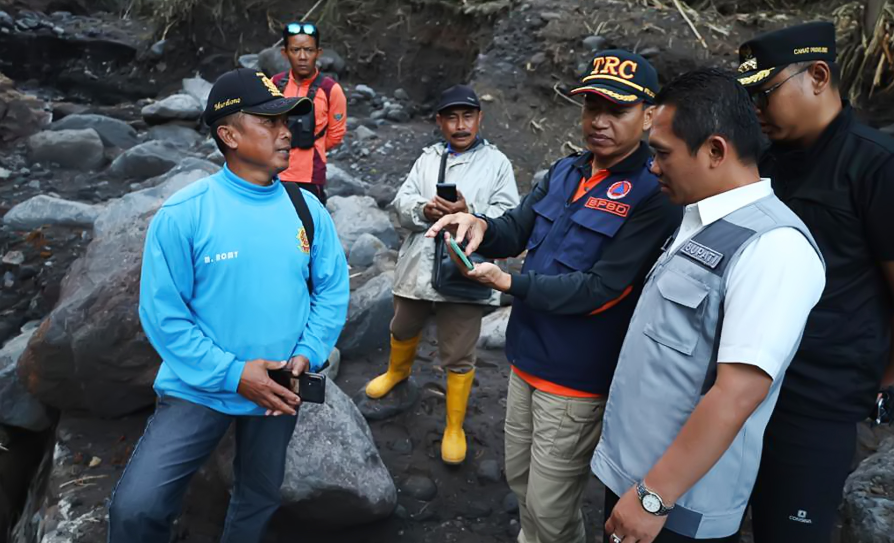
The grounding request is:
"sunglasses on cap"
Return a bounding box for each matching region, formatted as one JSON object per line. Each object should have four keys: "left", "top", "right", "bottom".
{"left": 285, "top": 22, "right": 318, "bottom": 36}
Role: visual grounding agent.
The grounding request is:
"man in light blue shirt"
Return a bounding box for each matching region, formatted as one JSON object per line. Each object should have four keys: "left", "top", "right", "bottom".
{"left": 108, "top": 69, "right": 349, "bottom": 543}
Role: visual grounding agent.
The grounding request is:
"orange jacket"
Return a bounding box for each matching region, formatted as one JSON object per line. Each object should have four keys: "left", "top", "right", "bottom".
{"left": 274, "top": 70, "right": 347, "bottom": 185}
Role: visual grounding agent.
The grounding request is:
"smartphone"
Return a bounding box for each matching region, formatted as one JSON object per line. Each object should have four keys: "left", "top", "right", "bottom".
{"left": 872, "top": 387, "right": 893, "bottom": 426}
{"left": 448, "top": 237, "right": 475, "bottom": 271}
{"left": 437, "top": 183, "right": 458, "bottom": 202}
{"left": 268, "top": 369, "right": 327, "bottom": 404}
{"left": 298, "top": 372, "right": 326, "bottom": 404}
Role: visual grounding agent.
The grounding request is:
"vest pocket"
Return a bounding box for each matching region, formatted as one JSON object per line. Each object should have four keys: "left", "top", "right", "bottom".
{"left": 527, "top": 203, "right": 558, "bottom": 251}
{"left": 554, "top": 211, "right": 625, "bottom": 271}
{"left": 643, "top": 270, "right": 709, "bottom": 355}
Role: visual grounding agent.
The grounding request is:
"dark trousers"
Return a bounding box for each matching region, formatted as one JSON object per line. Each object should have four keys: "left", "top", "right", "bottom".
{"left": 108, "top": 396, "right": 297, "bottom": 543}
{"left": 749, "top": 409, "right": 855, "bottom": 543}
{"left": 603, "top": 489, "right": 740, "bottom": 543}
{"left": 298, "top": 183, "right": 327, "bottom": 206}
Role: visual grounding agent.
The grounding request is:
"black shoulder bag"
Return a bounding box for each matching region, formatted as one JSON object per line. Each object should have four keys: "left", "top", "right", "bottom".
{"left": 283, "top": 182, "right": 315, "bottom": 293}
{"left": 431, "top": 147, "right": 493, "bottom": 300}
{"left": 279, "top": 72, "right": 329, "bottom": 150}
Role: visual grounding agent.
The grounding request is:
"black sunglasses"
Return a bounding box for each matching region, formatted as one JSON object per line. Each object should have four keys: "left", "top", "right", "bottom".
{"left": 750, "top": 66, "right": 809, "bottom": 109}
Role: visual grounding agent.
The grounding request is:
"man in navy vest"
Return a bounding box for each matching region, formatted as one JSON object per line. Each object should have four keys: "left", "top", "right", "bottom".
{"left": 428, "top": 51, "right": 681, "bottom": 543}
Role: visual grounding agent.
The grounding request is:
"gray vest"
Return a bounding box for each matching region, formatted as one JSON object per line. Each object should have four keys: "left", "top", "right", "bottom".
{"left": 591, "top": 195, "right": 823, "bottom": 539}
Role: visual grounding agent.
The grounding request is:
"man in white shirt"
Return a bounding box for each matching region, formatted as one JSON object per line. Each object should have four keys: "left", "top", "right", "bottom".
{"left": 592, "top": 68, "right": 825, "bottom": 543}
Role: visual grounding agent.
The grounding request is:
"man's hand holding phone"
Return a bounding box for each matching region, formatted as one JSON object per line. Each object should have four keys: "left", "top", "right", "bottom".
{"left": 237, "top": 359, "right": 301, "bottom": 416}
{"left": 426, "top": 212, "right": 487, "bottom": 255}
{"left": 443, "top": 232, "right": 512, "bottom": 293}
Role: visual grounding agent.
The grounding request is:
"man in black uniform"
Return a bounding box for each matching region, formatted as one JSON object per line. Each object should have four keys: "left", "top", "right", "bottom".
{"left": 737, "top": 21, "right": 894, "bottom": 543}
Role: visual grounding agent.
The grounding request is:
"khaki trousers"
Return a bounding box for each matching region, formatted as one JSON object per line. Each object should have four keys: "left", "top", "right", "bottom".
{"left": 504, "top": 371, "right": 607, "bottom": 543}
{"left": 390, "top": 295, "right": 484, "bottom": 373}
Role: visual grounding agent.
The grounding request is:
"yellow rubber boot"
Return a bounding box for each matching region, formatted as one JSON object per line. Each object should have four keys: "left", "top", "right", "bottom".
{"left": 365, "top": 335, "right": 420, "bottom": 399}
{"left": 441, "top": 369, "right": 475, "bottom": 465}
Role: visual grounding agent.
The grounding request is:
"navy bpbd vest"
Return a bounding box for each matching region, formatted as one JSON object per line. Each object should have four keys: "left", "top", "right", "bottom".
{"left": 506, "top": 152, "right": 661, "bottom": 394}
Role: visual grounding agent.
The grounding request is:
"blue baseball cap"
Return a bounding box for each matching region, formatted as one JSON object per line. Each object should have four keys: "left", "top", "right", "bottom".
{"left": 570, "top": 50, "right": 659, "bottom": 105}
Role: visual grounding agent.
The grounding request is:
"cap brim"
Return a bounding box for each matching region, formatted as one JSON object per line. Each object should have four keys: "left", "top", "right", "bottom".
{"left": 437, "top": 100, "right": 481, "bottom": 112}
{"left": 569, "top": 84, "right": 643, "bottom": 105}
{"left": 243, "top": 96, "right": 312, "bottom": 117}
{"left": 736, "top": 66, "right": 784, "bottom": 88}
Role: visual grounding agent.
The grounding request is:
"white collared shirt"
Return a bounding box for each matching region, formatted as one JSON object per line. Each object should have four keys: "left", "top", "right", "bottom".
{"left": 670, "top": 179, "right": 826, "bottom": 379}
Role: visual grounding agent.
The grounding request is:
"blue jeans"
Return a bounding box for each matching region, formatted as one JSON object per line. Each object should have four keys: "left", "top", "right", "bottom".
{"left": 108, "top": 395, "right": 297, "bottom": 543}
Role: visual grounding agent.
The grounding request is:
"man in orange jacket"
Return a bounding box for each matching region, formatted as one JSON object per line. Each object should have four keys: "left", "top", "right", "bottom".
{"left": 272, "top": 22, "right": 347, "bottom": 204}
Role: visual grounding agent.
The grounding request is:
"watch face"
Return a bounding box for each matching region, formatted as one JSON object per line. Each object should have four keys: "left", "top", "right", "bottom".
{"left": 642, "top": 494, "right": 661, "bottom": 513}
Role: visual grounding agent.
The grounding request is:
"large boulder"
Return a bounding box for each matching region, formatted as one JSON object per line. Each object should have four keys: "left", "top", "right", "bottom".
{"left": 16, "top": 166, "right": 215, "bottom": 417}
{"left": 0, "top": 73, "right": 51, "bottom": 142}
{"left": 109, "top": 140, "right": 190, "bottom": 180}
{"left": 3, "top": 195, "right": 98, "bottom": 230}
{"left": 318, "top": 49, "right": 346, "bottom": 74}
{"left": 478, "top": 307, "right": 511, "bottom": 350}
{"left": 182, "top": 76, "right": 213, "bottom": 110}
{"left": 28, "top": 129, "right": 105, "bottom": 170}
{"left": 327, "top": 195, "right": 399, "bottom": 253}
{"left": 141, "top": 94, "right": 202, "bottom": 124}
{"left": 327, "top": 163, "right": 370, "bottom": 198}
{"left": 841, "top": 437, "right": 894, "bottom": 543}
{"left": 348, "top": 233, "right": 386, "bottom": 268}
{"left": 214, "top": 381, "right": 396, "bottom": 525}
{"left": 50, "top": 114, "right": 139, "bottom": 149}
{"left": 337, "top": 272, "right": 394, "bottom": 357}
{"left": 0, "top": 323, "right": 51, "bottom": 431}
{"left": 147, "top": 124, "right": 204, "bottom": 149}
{"left": 258, "top": 46, "right": 289, "bottom": 76}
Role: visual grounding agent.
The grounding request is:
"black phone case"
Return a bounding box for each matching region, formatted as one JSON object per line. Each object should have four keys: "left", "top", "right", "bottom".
{"left": 436, "top": 183, "right": 458, "bottom": 202}
{"left": 298, "top": 373, "right": 326, "bottom": 404}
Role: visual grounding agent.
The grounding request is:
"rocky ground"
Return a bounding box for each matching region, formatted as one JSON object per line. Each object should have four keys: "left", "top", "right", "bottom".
{"left": 1, "top": 0, "right": 894, "bottom": 542}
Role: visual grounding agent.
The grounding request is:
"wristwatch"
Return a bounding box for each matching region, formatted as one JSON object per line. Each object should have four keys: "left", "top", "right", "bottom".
{"left": 636, "top": 482, "right": 674, "bottom": 516}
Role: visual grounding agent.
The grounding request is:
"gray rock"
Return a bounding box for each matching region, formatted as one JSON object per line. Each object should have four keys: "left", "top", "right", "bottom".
{"left": 214, "top": 381, "right": 396, "bottom": 525}
{"left": 530, "top": 52, "right": 547, "bottom": 65}
{"left": 373, "top": 249, "right": 398, "bottom": 274}
{"left": 354, "top": 378, "right": 420, "bottom": 421}
{"left": 337, "top": 272, "right": 395, "bottom": 357}
{"left": 370, "top": 109, "right": 387, "bottom": 121}
{"left": 149, "top": 39, "right": 166, "bottom": 58}
{"left": 401, "top": 475, "right": 437, "bottom": 501}
{"left": 321, "top": 347, "right": 341, "bottom": 381}
{"left": 394, "top": 88, "right": 410, "bottom": 101}
{"left": 327, "top": 164, "right": 370, "bottom": 198}
{"left": 50, "top": 114, "right": 139, "bottom": 149}
{"left": 540, "top": 11, "right": 562, "bottom": 21}
{"left": 0, "top": 11, "right": 13, "bottom": 28}
{"left": 28, "top": 129, "right": 104, "bottom": 170}
{"left": 0, "top": 325, "right": 51, "bottom": 431}
{"left": 354, "top": 125, "right": 378, "bottom": 142}
{"left": 258, "top": 46, "right": 290, "bottom": 76}
{"left": 109, "top": 140, "right": 190, "bottom": 180}
{"left": 390, "top": 437, "right": 413, "bottom": 454}
{"left": 354, "top": 84, "right": 376, "bottom": 99}
{"left": 238, "top": 54, "right": 260, "bottom": 71}
{"left": 327, "top": 195, "right": 399, "bottom": 251}
{"left": 4, "top": 195, "right": 97, "bottom": 230}
{"left": 18, "top": 166, "right": 214, "bottom": 417}
{"left": 476, "top": 459, "right": 503, "bottom": 484}
{"left": 532, "top": 168, "right": 549, "bottom": 187}
{"left": 0, "top": 74, "right": 52, "bottom": 142}
{"left": 368, "top": 184, "right": 397, "bottom": 209}
{"left": 639, "top": 47, "right": 660, "bottom": 59}
{"left": 503, "top": 492, "right": 519, "bottom": 513}
{"left": 182, "top": 76, "right": 213, "bottom": 110}
{"left": 583, "top": 35, "right": 608, "bottom": 52}
{"left": 318, "top": 49, "right": 346, "bottom": 74}
{"left": 0, "top": 166, "right": 10, "bottom": 179}
{"left": 478, "top": 307, "right": 511, "bottom": 350}
{"left": 349, "top": 233, "right": 387, "bottom": 268}
{"left": 385, "top": 108, "right": 411, "bottom": 123}
{"left": 841, "top": 436, "right": 894, "bottom": 543}
{"left": 148, "top": 124, "right": 203, "bottom": 149}
{"left": 141, "top": 94, "right": 202, "bottom": 124}
{"left": 465, "top": 502, "right": 493, "bottom": 519}
{"left": 881, "top": 124, "right": 894, "bottom": 136}
{"left": 2, "top": 250, "right": 24, "bottom": 266}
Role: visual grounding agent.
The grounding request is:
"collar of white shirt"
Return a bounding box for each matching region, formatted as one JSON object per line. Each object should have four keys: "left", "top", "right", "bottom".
{"left": 686, "top": 178, "right": 773, "bottom": 228}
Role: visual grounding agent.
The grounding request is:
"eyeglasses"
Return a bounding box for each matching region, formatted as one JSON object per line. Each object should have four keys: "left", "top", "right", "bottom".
{"left": 285, "top": 22, "right": 318, "bottom": 37}
{"left": 750, "top": 66, "right": 809, "bottom": 109}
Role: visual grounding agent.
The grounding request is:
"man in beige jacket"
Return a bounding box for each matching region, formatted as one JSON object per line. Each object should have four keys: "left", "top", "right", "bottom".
{"left": 365, "top": 85, "right": 519, "bottom": 465}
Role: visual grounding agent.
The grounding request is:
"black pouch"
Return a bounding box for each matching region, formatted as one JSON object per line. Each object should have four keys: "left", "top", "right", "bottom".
{"left": 287, "top": 74, "right": 327, "bottom": 150}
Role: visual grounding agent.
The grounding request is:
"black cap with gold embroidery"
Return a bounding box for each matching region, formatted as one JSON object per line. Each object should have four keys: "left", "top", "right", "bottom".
{"left": 204, "top": 68, "right": 311, "bottom": 126}
{"left": 570, "top": 50, "right": 659, "bottom": 105}
{"left": 737, "top": 21, "right": 836, "bottom": 88}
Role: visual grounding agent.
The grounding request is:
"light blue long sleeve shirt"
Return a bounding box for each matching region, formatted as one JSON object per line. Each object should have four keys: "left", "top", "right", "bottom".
{"left": 139, "top": 165, "right": 349, "bottom": 415}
